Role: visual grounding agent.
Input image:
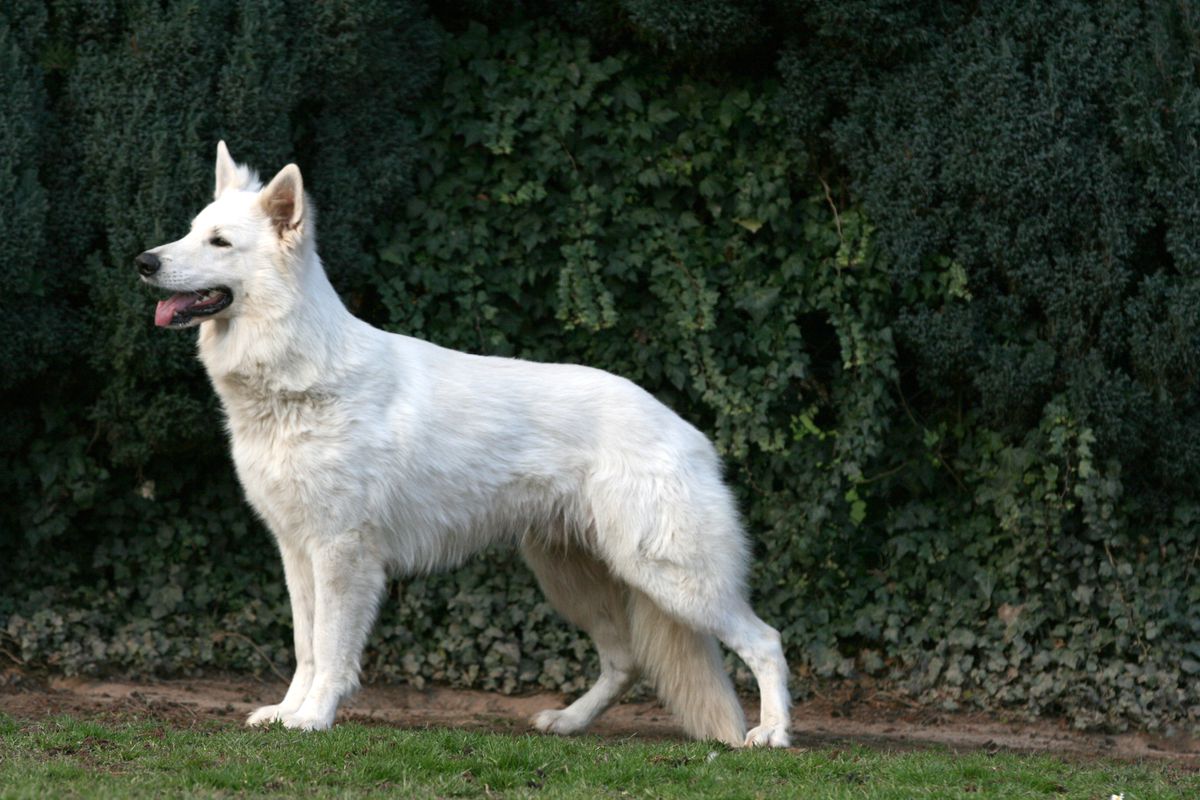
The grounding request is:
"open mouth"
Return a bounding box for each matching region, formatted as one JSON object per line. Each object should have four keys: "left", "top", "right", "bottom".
{"left": 154, "top": 287, "right": 233, "bottom": 328}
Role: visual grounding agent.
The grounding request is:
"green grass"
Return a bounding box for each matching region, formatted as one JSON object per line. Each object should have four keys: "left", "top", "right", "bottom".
{"left": 0, "top": 714, "right": 1194, "bottom": 799}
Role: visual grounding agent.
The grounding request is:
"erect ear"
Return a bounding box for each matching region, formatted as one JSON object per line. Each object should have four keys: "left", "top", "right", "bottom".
{"left": 258, "top": 163, "right": 305, "bottom": 236}
{"left": 214, "top": 140, "right": 241, "bottom": 199}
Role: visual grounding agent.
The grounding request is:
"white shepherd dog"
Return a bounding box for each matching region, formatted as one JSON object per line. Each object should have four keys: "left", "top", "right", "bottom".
{"left": 136, "top": 143, "right": 791, "bottom": 747}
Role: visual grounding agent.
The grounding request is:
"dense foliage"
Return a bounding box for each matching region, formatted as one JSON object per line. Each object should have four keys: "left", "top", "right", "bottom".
{"left": 4, "top": 1, "right": 1200, "bottom": 734}
{"left": 0, "top": 0, "right": 440, "bottom": 677}
{"left": 784, "top": 1, "right": 1200, "bottom": 729}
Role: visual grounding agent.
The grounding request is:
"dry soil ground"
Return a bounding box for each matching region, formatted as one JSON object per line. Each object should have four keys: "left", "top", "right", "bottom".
{"left": 2, "top": 671, "right": 1197, "bottom": 767}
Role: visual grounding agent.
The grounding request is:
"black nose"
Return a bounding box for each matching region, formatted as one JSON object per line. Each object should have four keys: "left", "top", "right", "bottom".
{"left": 135, "top": 251, "right": 161, "bottom": 277}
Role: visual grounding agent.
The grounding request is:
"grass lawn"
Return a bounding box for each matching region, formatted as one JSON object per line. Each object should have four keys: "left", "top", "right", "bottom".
{"left": 0, "top": 714, "right": 1194, "bottom": 799}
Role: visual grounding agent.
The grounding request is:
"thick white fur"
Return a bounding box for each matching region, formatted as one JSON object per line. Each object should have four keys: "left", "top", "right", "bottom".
{"left": 138, "top": 142, "right": 791, "bottom": 747}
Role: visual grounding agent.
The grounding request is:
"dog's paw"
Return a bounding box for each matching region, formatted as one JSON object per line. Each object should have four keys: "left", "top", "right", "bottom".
{"left": 742, "top": 723, "right": 790, "bottom": 748}
{"left": 281, "top": 710, "right": 334, "bottom": 731}
{"left": 531, "top": 708, "right": 587, "bottom": 736}
{"left": 246, "top": 705, "right": 286, "bottom": 727}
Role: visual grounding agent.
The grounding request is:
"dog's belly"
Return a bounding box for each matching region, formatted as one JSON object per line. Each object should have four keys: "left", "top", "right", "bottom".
{"left": 372, "top": 472, "right": 580, "bottom": 574}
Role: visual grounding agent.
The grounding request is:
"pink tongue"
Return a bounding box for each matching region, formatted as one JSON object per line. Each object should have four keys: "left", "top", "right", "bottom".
{"left": 155, "top": 293, "right": 199, "bottom": 327}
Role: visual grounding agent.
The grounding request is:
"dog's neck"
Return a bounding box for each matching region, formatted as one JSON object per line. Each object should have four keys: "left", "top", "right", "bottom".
{"left": 197, "top": 255, "right": 356, "bottom": 399}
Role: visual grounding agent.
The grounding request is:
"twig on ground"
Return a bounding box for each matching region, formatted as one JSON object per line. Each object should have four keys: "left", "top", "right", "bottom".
{"left": 212, "top": 630, "right": 290, "bottom": 685}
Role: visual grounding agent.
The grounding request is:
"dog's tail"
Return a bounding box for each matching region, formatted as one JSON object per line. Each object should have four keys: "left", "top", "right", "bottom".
{"left": 628, "top": 589, "right": 745, "bottom": 747}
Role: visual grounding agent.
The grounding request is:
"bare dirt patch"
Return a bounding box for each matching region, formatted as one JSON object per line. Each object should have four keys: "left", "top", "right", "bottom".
{"left": 2, "top": 670, "right": 1196, "bottom": 765}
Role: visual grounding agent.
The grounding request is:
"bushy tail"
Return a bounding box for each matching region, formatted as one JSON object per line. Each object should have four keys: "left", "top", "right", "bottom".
{"left": 628, "top": 589, "right": 745, "bottom": 747}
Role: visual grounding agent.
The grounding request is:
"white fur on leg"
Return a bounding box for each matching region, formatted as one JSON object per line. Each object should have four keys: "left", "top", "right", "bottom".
{"left": 521, "top": 540, "right": 640, "bottom": 738}
{"left": 712, "top": 606, "right": 791, "bottom": 749}
{"left": 280, "top": 684, "right": 339, "bottom": 731}
{"left": 531, "top": 708, "right": 582, "bottom": 735}
{"left": 246, "top": 704, "right": 285, "bottom": 727}
{"left": 744, "top": 723, "right": 791, "bottom": 748}
{"left": 246, "top": 661, "right": 314, "bottom": 726}
{"left": 624, "top": 589, "right": 746, "bottom": 748}
{"left": 274, "top": 533, "right": 385, "bottom": 732}
{"left": 248, "top": 542, "right": 317, "bottom": 727}
{"left": 530, "top": 665, "right": 637, "bottom": 735}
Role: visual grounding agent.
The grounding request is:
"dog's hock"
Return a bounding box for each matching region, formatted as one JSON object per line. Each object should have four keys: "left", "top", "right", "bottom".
{"left": 260, "top": 164, "right": 305, "bottom": 236}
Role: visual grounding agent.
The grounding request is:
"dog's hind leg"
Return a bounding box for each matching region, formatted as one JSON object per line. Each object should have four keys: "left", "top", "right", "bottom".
{"left": 521, "top": 537, "right": 639, "bottom": 736}
{"left": 279, "top": 531, "right": 387, "bottom": 731}
{"left": 616, "top": 562, "right": 789, "bottom": 747}
{"left": 589, "top": 474, "right": 788, "bottom": 747}
{"left": 248, "top": 539, "right": 317, "bottom": 726}
{"left": 708, "top": 601, "right": 790, "bottom": 747}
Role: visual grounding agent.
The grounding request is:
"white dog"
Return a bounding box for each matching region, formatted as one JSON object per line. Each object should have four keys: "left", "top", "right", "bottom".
{"left": 135, "top": 143, "right": 791, "bottom": 747}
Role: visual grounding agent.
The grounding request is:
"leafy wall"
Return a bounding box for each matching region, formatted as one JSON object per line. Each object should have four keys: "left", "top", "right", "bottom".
{"left": 4, "top": 1, "right": 1200, "bottom": 734}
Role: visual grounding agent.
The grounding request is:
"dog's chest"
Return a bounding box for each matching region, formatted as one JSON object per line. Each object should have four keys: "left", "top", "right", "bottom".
{"left": 216, "top": 374, "right": 358, "bottom": 534}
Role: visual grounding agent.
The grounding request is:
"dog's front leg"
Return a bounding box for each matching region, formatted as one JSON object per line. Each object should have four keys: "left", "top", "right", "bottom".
{"left": 279, "top": 532, "right": 386, "bottom": 731}
{"left": 247, "top": 540, "right": 316, "bottom": 726}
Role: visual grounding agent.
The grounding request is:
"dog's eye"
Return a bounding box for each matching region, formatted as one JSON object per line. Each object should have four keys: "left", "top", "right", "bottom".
{"left": 209, "top": 235, "right": 232, "bottom": 248}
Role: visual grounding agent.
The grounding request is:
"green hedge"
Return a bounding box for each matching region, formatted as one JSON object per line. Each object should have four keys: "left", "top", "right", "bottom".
{"left": 782, "top": 1, "right": 1200, "bottom": 729}
{"left": 5, "top": 15, "right": 891, "bottom": 697}
{"left": 4, "top": 2, "right": 1200, "bottom": 735}
{"left": 0, "top": 0, "right": 439, "bottom": 671}
{"left": 374, "top": 22, "right": 907, "bottom": 690}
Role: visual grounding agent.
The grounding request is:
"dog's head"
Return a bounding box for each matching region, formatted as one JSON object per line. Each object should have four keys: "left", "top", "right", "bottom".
{"left": 136, "top": 142, "right": 309, "bottom": 329}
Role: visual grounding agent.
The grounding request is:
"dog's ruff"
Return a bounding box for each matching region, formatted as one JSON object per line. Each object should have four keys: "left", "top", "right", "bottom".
{"left": 137, "top": 142, "right": 791, "bottom": 747}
